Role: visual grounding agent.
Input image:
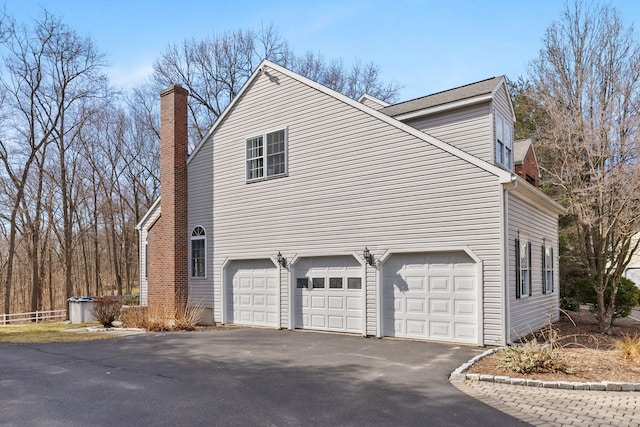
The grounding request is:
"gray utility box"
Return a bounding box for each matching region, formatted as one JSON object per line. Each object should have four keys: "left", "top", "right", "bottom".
{"left": 67, "top": 297, "right": 97, "bottom": 324}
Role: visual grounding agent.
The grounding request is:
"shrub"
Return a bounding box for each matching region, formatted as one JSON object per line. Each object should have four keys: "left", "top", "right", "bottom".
{"left": 574, "top": 275, "right": 639, "bottom": 319}
{"left": 120, "top": 306, "right": 147, "bottom": 328}
{"left": 560, "top": 296, "right": 581, "bottom": 312}
{"left": 122, "top": 294, "right": 140, "bottom": 306}
{"left": 174, "top": 303, "right": 205, "bottom": 331}
{"left": 127, "top": 303, "right": 205, "bottom": 331}
{"left": 497, "top": 338, "right": 573, "bottom": 374}
{"left": 615, "top": 334, "right": 640, "bottom": 366}
{"left": 92, "top": 296, "right": 123, "bottom": 328}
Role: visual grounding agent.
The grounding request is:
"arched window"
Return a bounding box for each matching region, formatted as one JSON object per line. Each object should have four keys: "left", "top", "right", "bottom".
{"left": 191, "top": 226, "right": 206, "bottom": 278}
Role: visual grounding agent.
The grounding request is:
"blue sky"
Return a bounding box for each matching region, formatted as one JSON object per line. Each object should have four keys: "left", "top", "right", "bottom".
{"left": 7, "top": 0, "right": 640, "bottom": 101}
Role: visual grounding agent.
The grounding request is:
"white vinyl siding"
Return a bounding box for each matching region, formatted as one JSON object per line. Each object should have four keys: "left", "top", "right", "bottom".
{"left": 187, "top": 138, "right": 214, "bottom": 308}
{"left": 402, "top": 103, "right": 493, "bottom": 163}
{"left": 206, "top": 68, "right": 505, "bottom": 344}
{"left": 508, "top": 191, "right": 560, "bottom": 341}
{"left": 137, "top": 203, "right": 161, "bottom": 307}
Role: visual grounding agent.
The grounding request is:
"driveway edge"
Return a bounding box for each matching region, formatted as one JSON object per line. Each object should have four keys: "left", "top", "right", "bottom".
{"left": 450, "top": 347, "right": 640, "bottom": 392}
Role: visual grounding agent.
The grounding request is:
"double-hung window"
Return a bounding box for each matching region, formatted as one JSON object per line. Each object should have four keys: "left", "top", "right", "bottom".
{"left": 246, "top": 129, "right": 287, "bottom": 181}
{"left": 542, "top": 244, "right": 554, "bottom": 294}
{"left": 515, "top": 237, "right": 531, "bottom": 298}
{"left": 191, "top": 226, "right": 206, "bottom": 278}
{"left": 495, "top": 115, "right": 513, "bottom": 169}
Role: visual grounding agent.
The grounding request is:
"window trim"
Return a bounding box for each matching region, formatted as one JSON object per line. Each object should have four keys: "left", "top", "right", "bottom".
{"left": 245, "top": 128, "right": 288, "bottom": 182}
{"left": 190, "top": 226, "right": 207, "bottom": 279}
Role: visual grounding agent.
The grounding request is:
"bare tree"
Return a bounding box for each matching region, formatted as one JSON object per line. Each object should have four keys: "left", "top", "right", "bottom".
{"left": 529, "top": 1, "right": 640, "bottom": 332}
{"left": 152, "top": 24, "right": 400, "bottom": 147}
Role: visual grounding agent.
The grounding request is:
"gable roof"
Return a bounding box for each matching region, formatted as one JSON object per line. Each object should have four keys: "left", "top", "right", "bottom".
{"left": 379, "top": 77, "right": 504, "bottom": 118}
{"left": 135, "top": 197, "right": 161, "bottom": 231}
{"left": 513, "top": 139, "right": 532, "bottom": 164}
{"left": 188, "top": 60, "right": 514, "bottom": 184}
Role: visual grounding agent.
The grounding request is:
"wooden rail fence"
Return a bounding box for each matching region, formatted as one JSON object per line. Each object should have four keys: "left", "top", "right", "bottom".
{"left": 1, "top": 310, "right": 67, "bottom": 325}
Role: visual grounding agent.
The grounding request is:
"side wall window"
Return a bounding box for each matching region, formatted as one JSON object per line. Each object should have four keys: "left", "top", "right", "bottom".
{"left": 191, "top": 226, "right": 206, "bottom": 278}
{"left": 515, "top": 238, "right": 531, "bottom": 298}
{"left": 495, "top": 115, "right": 513, "bottom": 169}
{"left": 542, "top": 244, "right": 554, "bottom": 294}
{"left": 246, "top": 129, "right": 288, "bottom": 182}
{"left": 144, "top": 239, "right": 148, "bottom": 278}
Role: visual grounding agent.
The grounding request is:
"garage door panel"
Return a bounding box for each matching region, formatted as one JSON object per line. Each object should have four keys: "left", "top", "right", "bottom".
{"left": 346, "top": 317, "right": 361, "bottom": 330}
{"left": 455, "top": 300, "right": 475, "bottom": 315}
{"left": 406, "top": 298, "right": 426, "bottom": 314}
{"left": 406, "top": 277, "right": 426, "bottom": 291}
{"left": 346, "top": 296, "right": 362, "bottom": 310}
{"left": 429, "top": 321, "right": 451, "bottom": 339}
{"left": 454, "top": 277, "right": 475, "bottom": 291}
{"left": 406, "top": 320, "right": 426, "bottom": 335}
{"left": 311, "top": 295, "right": 326, "bottom": 308}
{"left": 429, "top": 299, "right": 451, "bottom": 314}
{"left": 311, "top": 314, "right": 326, "bottom": 328}
{"left": 455, "top": 323, "right": 476, "bottom": 340}
{"left": 328, "top": 296, "right": 344, "bottom": 310}
{"left": 429, "top": 277, "right": 450, "bottom": 292}
{"left": 328, "top": 316, "right": 344, "bottom": 329}
{"left": 383, "top": 252, "right": 478, "bottom": 344}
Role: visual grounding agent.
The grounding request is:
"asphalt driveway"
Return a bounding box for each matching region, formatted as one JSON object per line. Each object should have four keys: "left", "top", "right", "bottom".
{"left": 0, "top": 328, "right": 529, "bottom": 426}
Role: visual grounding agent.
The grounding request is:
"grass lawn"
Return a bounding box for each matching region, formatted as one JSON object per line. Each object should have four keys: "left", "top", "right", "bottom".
{"left": 0, "top": 322, "right": 116, "bottom": 343}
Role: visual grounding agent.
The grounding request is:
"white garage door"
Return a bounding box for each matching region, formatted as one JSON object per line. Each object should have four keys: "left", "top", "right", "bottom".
{"left": 227, "top": 259, "right": 278, "bottom": 327}
{"left": 295, "top": 255, "right": 363, "bottom": 334}
{"left": 383, "top": 252, "right": 478, "bottom": 344}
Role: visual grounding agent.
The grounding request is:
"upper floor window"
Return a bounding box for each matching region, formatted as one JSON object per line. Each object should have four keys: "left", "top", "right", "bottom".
{"left": 515, "top": 237, "right": 531, "bottom": 298}
{"left": 495, "top": 115, "right": 513, "bottom": 169}
{"left": 542, "top": 244, "right": 554, "bottom": 294}
{"left": 191, "top": 226, "right": 206, "bottom": 278}
{"left": 246, "top": 129, "right": 287, "bottom": 181}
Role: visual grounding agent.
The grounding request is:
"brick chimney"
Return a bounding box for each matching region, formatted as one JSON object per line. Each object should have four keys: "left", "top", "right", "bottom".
{"left": 147, "top": 84, "right": 189, "bottom": 315}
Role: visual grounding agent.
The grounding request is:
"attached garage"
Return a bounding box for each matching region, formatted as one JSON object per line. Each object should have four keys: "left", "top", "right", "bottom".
{"left": 226, "top": 259, "right": 279, "bottom": 327}
{"left": 294, "top": 255, "right": 364, "bottom": 334}
{"left": 382, "top": 251, "right": 480, "bottom": 344}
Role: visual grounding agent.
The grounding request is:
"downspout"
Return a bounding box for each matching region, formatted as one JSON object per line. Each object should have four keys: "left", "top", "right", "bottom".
{"left": 501, "top": 174, "right": 517, "bottom": 345}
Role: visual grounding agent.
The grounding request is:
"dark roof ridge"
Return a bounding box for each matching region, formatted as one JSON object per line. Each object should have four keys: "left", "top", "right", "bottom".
{"left": 389, "top": 76, "right": 500, "bottom": 108}
{"left": 380, "top": 76, "right": 505, "bottom": 118}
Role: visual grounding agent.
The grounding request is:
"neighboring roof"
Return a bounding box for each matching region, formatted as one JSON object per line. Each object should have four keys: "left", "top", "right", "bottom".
{"left": 188, "top": 60, "right": 514, "bottom": 184}
{"left": 379, "top": 77, "right": 504, "bottom": 117}
{"left": 513, "top": 139, "right": 532, "bottom": 164}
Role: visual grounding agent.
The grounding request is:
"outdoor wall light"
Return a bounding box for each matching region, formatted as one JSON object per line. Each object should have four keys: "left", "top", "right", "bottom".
{"left": 277, "top": 251, "right": 286, "bottom": 267}
{"left": 363, "top": 247, "right": 374, "bottom": 266}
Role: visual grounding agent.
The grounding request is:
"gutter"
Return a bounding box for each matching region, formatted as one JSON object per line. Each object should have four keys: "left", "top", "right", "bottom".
{"left": 501, "top": 174, "right": 517, "bottom": 345}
